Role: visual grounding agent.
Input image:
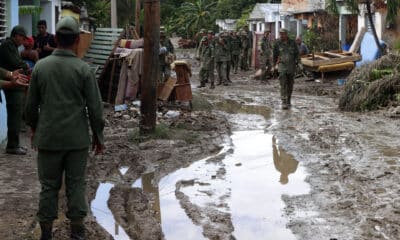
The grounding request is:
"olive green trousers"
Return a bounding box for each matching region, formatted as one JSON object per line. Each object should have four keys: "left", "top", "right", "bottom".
{"left": 36, "top": 148, "right": 88, "bottom": 222}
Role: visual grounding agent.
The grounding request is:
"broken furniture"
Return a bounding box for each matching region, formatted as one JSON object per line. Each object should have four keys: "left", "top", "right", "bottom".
{"left": 158, "top": 61, "right": 193, "bottom": 109}
{"left": 301, "top": 50, "right": 361, "bottom": 82}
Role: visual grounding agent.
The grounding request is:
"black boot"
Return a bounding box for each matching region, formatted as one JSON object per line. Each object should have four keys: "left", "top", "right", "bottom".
{"left": 40, "top": 222, "right": 53, "bottom": 240}
{"left": 71, "top": 221, "right": 86, "bottom": 240}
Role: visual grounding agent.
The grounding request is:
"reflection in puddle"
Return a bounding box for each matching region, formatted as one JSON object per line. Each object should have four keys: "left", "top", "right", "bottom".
{"left": 273, "top": 136, "right": 299, "bottom": 185}
{"left": 91, "top": 183, "right": 130, "bottom": 240}
{"left": 133, "top": 172, "right": 162, "bottom": 222}
{"left": 215, "top": 99, "right": 271, "bottom": 120}
{"left": 227, "top": 131, "right": 309, "bottom": 239}
{"left": 158, "top": 131, "right": 309, "bottom": 239}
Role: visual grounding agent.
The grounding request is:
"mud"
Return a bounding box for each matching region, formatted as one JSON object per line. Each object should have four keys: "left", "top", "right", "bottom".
{"left": 0, "top": 47, "right": 399, "bottom": 240}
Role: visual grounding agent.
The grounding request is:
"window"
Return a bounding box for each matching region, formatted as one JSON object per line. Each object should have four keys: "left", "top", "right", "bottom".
{"left": 0, "top": 0, "right": 6, "bottom": 42}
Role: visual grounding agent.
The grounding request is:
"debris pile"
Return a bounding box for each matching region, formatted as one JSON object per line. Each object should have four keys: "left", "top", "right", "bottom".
{"left": 338, "top": 53, "right": 400, "bottom": 111}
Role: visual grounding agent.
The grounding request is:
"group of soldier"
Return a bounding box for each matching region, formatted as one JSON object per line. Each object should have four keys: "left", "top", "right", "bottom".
{"left": 195, "top": 26, "right": 253, "bottom": 89}
{"left": 196, "top": 27, "right": 301, "bottom": 110}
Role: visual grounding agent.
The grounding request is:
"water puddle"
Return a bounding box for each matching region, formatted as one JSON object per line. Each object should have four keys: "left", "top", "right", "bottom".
{"left": 91, "top": 101, "right": 310, "bottom": 239}
{"left": 91, "top": 183, "right": 130, "bottom": 240}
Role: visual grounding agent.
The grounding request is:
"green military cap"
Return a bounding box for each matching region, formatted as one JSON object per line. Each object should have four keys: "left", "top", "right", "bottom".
{"left": 56, "top": 16, "right": 80, "bottom": 34}
{"left": 207, "top": 30, "right": 214, "bottom": 34}
{"left": 201, "top": 36, "right": 208, "bottom": 42}
{"left": 11, "top": 25, "right": 27, "bottom": 38}
{"left": 279, "top": 28, "right": 288, "bottom": 33}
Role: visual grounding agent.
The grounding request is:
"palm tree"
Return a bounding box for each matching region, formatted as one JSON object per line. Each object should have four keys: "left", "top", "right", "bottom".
{"left": 327, "top": 0, "right": 398, "bottom": 55}
{"left": 177, "top": 0, "right": 217, "bottom": 38}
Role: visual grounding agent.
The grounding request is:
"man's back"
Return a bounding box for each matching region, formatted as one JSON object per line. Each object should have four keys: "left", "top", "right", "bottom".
{"left": 25, "top": 49, "right": 104, "bottom": 150}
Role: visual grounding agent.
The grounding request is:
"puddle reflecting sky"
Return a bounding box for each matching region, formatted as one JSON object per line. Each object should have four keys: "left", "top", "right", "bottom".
{"left": 91, "top": 183, "right": 130, "bottom": 240}
{"left": 92, "top": 103, "right": 310, "bottom": 240}
{"left": 226, "top": 131, "right": 309, "bottom": 239}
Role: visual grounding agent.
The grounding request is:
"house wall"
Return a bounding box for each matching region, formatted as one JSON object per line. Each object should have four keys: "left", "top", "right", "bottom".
{"left": 281, "top": 0, "right": 325, "bottom": 13}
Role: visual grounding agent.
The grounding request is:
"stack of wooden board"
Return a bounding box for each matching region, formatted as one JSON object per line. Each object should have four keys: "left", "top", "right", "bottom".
{"left": 83, "top": 27, "right": 123, "bottom": 80}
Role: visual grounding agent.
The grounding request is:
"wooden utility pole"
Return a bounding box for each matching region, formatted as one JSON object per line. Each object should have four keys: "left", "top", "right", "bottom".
{"left": 140, "top": 0, "right": 160, "bottom": 134}
{"left": 111, "top": 0, "right": 117, "bottom": 28}
{"left": 135, "top": 0, "right": 141, "bottom": 37}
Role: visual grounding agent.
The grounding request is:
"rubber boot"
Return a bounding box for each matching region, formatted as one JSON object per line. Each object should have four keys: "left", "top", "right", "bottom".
{"left": 210, "top": 83, "right": 215, "bottom": 89}
{"left": 197, "top": 83, "right": 205, "bottom": 88}
{"left": 281, "top": 99, "right": 288, "bottom": 110}
{"left": 71, "top": 220, "right": 86, "bottom": 240}
{"left": 40, "top": 222, "right": 53, "bottom": 240}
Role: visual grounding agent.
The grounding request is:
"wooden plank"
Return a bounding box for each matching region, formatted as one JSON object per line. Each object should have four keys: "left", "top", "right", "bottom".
{"left": 87, "top": 48, "right": 114, "bottom": 55}
{"left": 324, "top": 52, "right": 347, "bottom": 58}
{"left": 89, "top": 44, "right": 114, "bottom": 51}
{"left": 84, "top": 53, "right": 109, "bottom": 60}
{"left": 94, "top": 35, "right": 119, "bottom": 41}
{"left": 83, "top": 56, "right": 107, "bottom": 63}
{"left": 349, "top": 27, "right": 366, "bottom": 53}
{"left": 158, "top": 77, "right": 177, "bottom": 101}
{"left": 90, "top": 39, "right": 114, "bottom": 46}
{"left": 95, "top": 31, "right": 122, "bottom": 37}
{"left": 96, "top": 28, "right": 124, "bottom": 33}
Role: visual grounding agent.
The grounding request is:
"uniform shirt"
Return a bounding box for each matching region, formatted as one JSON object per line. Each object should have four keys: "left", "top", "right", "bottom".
{"left": 273, "top": 39, "right": 299, "bottom": 74}
{"left": 0, "top": 38, "right": 29, "bottom": 91}
{"left": 230, "top": 36, "right": 242, "bottom": 56}
{"left": 0, "top": 38, "right": 29, "bottom": 72}
{"left": 25, "top": 49, "right": 104, "bottom": 150}
{"left": 34, "top": 32, "right": 56, "bottom": 59}
{"left": 261, "top": 36, "right": 273, "bottom": 56}
{"left": 200, "top": 44, "right": 214, "bottom": 70}
{"left": 214, "top": 38, "right": 230, "bottom": 62}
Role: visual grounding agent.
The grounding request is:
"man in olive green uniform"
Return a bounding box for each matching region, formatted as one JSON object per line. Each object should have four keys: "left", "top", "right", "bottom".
{"left": 240, "top": 30, "right": 250, "bottom": 71}
{"left": 25, "top": 17, "right": 105, "bottom": 240}
{"left": 198, "top": 36, "right": 215, "bottom": 89}
{"left": 0, "top": 25, "right": 29, "bottom": 155}
{"left": 230, "top": 31, "right": 241, "bottom": 74}
{"left": 244, "top": 25, "right": 253, "bottom": 69}
{"left": 260, "top": 30, "right": 273, "bottom": 82}
{"left": 221, "top": 31, "right": 232, "bottom": 82}
{"left": 273, "top": 28, "right": 299, "bottom": 109}
{"left": 159, "top": 31, "right": 175, "bottom": 83}
{"left": 215, "top": 35, "right": 230, "bottom": 86}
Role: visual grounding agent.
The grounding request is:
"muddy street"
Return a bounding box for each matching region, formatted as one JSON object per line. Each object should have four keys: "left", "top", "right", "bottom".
{"left": 1, "top": 49, "right": 400, "bottom": 240}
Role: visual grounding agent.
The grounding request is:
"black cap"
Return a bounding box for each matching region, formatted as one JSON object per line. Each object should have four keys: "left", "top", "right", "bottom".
{"left": 11, "top": 25, "right": 27, "bottom": 38}
{"left": 38, "top": 20, "right": 47, "bottom": 27}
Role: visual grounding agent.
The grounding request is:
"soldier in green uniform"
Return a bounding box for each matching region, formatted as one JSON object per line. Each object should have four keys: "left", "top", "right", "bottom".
{"left": 214, "top": 34, "right": 230, "bottom": 86}
{"left": 25, "top": 16, "right": 105, "bottom": 240}
{"left": 198, "top": 36, "right": 215, "bottom": 89}
{"left": 221, "top": 31, "right": 232, "bottom": 83}
{"left": 244, "top": 25, "right": 253, "bottom": 69}
{"left": 0, "top": 25, "right": 29, "bottom": 155}
{"left": 240, "top": 30, "right": 250, "bottom": 71}
{"left": 0, "top": 68, "right": 28, "bottom": 89}
{"left": 230, "top": 31, "right": 241, "bottom": 74}
{"left": 259, "top": 30, "right": 273, "bottom": 82}
{"left": 159, "top": 31, "right": 175, "bottom": 83}
{"left": 273, "top": 28, "right": 299, "bottom": 109}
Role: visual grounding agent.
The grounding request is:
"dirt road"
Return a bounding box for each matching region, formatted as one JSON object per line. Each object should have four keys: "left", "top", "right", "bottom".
{"left": 0, "top": 49, "right": 399, "bottom": 240}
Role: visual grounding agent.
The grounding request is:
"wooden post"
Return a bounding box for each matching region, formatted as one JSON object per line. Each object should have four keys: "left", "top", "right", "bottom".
{"left": 135, "top": 0, "right": 141, "bottom": 37}
{"left": 111, "top": 0, "right": 117, "bottom": 28}
{"left": 140, "top": 0, "right": 159, "bottom": 134}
